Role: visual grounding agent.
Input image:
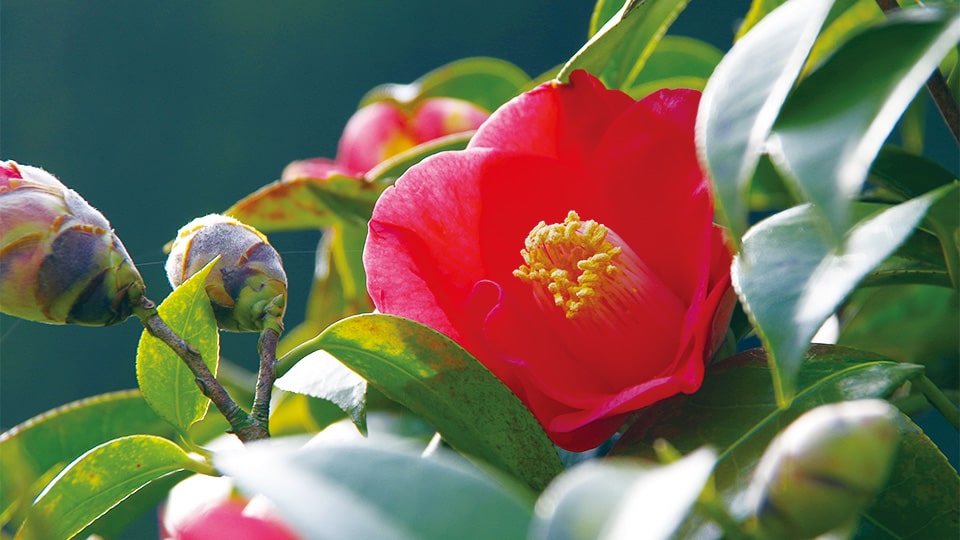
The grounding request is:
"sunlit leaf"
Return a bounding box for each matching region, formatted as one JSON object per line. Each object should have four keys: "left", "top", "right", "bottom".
{"left": 225, "top": 174, "right": 384, "bottom": 233}
{"left": 589, "top": 0, "right": 623, "bottom": 37}
{"left": 276, "top": 313, "right": 563, "bottom": 490}
{"left": 611, "top": 345, "right": 930, "bottom": 537}
{"left": 624, "top": 35, "right": 722, "bottom": 99}
{"left": 0, "top": 390, "right": 174, "bottom": 529}
{"left": 360, "top": 57, "right": 530, "bottom": 113}
{"left": 20, "top": 435, "right": 210, "bottom": 540}
{"left": 78, "top": 470, "right": 191, "bottom": 540}
{"left": 734, "top": 185, "right": 953, "bottom": 405}
{"left": 769, "top": 7, "right": 960, "bottom": 236}
{"left": 697, "top": 0, "right": 835, "bottom": 243}
{"left": 136, "top": 260, "right": 220, "bottom": 437}
{"left": 216, "top": 436, "right": 534, "bottom": 540}
{"left": 559, "top": 0, "right": 691, "bottom": 89}
{"left": 530, "top": 449, "right": 717, "bottom": 540}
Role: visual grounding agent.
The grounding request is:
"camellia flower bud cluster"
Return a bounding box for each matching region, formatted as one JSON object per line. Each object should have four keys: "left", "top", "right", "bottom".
{"left": 282, "top": 96, "right": 490, "bottom": 181}
{"left": 0, "top": 160, "right": 146, "bottom": 326}
{"left": 165, "top": 214, "right": 287, "bottom": 333}
{"left": 746, "top": 399, "right": 901, "bottom": 539}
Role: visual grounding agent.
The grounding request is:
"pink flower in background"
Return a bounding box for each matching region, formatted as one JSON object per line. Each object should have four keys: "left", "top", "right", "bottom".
{"left": 364, "top": 71, "right": 735, "bottom": 451}
{"left": 283, "top": 97, "right": 490, "bottom": 181}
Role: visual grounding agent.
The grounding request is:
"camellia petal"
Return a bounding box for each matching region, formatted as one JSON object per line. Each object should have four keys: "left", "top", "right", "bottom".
{"left": 365, "top": 70, "right": 733, "bottom": 451}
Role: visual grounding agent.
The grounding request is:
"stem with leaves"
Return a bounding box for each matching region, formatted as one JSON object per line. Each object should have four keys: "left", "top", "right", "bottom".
{"left": 134, "top": 298, "right": 269, "bottom": 442}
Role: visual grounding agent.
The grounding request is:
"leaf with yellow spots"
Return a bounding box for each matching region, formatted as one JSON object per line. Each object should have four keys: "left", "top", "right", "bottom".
{"left": 224, "top": 174, "right": 385, "bottom": 233}
{"left": 274, "top": 313, "right": 563, "bottom": 491}
{"left": 136, "top": 259, "right": 220, "bottom": 438}
{"left": 19, "top": 435, "right": 211, "bottom": 540}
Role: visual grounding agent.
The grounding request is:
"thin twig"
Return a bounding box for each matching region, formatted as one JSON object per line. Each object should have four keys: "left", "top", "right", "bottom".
{"left": 875, "top": 0, "right": 960, "bottom": 144}
{"left": 914, "top": 375, "right": 960, "bottom": 431}
{"left": 135, "top": 299, "right": 268, "bottom": 442}
{"left": 252, "top": 327, "right": 281, "bottom": 433}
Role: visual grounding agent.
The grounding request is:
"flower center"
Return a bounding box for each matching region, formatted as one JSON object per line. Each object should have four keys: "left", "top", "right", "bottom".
{"left": 513, "top": 210, "right": 684, "bottom": 327}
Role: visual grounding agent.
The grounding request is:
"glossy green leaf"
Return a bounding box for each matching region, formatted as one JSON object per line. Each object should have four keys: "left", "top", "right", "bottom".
{"left": 136, "top": 260, "right": 220, "bottom": 437}
{"left": 225, "top": 174, "right": 384, "bottom": 233}
{"left": 530, "top": 449, "right": 717, "bottom": 540}
{"left": 734, "top": 185, "right": 953, "bottom": 405}
{"left": 559, "top": 0, "right": 691, "bottom": 89}
{"left": 805, "top": 0, "right": 884, "bottom": 73}
{"left": 624, "top": 35, "right": 723, "bottom": 99}
{"left": 20, "top": 435, "right": 210, "bottom": 540}
{"left": 277, "top": 313, "right": 563, "bottom": 490}
{"left": 697, "top": 0, "right": 835, "bottom": 242}
{"left": 611, "top": 345, "right": 928, "bottom": 537}
{"left": 215, "top": 436, "right": 534, "bottom": 540}
{"left": 0, "top": 390, "right": 175, "bottom": 528}
{"left": 275, "top": 350, "right": 368, "bottom": 436}
{"left": 360, "top": 57, "right": 530, "bottom": 113}
{"left": 769, "top": 7, "right": 960, "bottom": 236}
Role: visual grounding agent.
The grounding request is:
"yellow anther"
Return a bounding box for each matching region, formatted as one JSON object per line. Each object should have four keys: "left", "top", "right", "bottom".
{"left": 513, "top": 211, "right": 623, "bottom": 318}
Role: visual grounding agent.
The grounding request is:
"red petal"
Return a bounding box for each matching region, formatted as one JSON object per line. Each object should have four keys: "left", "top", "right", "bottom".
{"left": 469, "top": 70, "right": 634, "bottom": 165}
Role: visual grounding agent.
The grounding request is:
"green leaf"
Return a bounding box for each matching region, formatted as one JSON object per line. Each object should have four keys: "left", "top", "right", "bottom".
{"left": 215, "top": 436, "right": 534, "bottom": 540}
{"left": 77, "top": 470, "right": 192, "bottom": 540}
{"left": 611, "top": 345, "right": 928, "bottom": 537}
{"left": 734, "top": 185, "right": 953, "bottom": 405}
{"left": 589, "top": 0, "right": 622, "bottom": 37}
{"left": 225, "top": 174, "right": 385, "bottom": 233}
{"left": 530, "top": 448, "right": 717, "bottom": 540}
{"left": 275, "top": 350, "right": 368, "bottom": 436}
{"left": 364, "top": 132, "right": 472, "bottom": 184}
{"left": 360, "top": 57, "right": 530, "bottom": 113}
{"left": 277, "top": 313, "right": 563, "bottom": 490}
{"left": 697, "top": 0, "right": 835, "bottom": 242}
{"left": 769, "top": 7, "right": 960, "bottom": 236}
{"left": 869, "top": 145, "right": 958, "bottom": 201}
{"left": 558, "top": 0, "right": 691, "bottom": 89}
{"left": 20, "top": 435, "right": 210, "bottom": 540}
{"left": 839, "top": 285, "right": 959, "bottom": 387}
{"left": 0, "top": 390, "right": 175, "bottom": 529}
{"left": 136, "top": 260, "right": 220, "bottom": 437}
{"left": 624, "top": 35, "right": 723, "bottom": 99}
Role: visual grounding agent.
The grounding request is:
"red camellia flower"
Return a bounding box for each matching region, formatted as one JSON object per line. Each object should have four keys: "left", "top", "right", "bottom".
{"left": 364, "top": 70, "right": 735, "bottom": 451}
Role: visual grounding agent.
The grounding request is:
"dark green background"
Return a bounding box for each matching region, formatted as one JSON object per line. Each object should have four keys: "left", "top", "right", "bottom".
{"left": 0, "top": 1, "right": 753, "bottom": 432}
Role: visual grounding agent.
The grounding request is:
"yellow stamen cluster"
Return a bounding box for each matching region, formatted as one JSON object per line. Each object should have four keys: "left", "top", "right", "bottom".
{"left": 513, "top": 211, "right": 622, "bottom": 318}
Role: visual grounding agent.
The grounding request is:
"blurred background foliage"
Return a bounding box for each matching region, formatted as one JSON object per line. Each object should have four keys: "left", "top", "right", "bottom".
{"left": 1, "top": 0, "right": 757, "bottom": 432}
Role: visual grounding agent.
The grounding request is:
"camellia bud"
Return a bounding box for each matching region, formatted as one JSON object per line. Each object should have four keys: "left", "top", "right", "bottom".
{"left": 746, "top": 399, "right": 901, "bottom": 539}
{"left": 0, "top": 160, "right": 145, "bottom": 326}
{"left": 165, "top": 214, "right": 287, "bottom": 332}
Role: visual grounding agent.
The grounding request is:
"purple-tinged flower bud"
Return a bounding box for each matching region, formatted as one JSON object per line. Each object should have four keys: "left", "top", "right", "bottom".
{"left": 0, "top": 161, "right": 145, "bottom": 326}
{"left": 746, "top": 399, "right": 900, "bottom": 539}
{"left": 165, "top": 214, "right": 287, "bottom": 332}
